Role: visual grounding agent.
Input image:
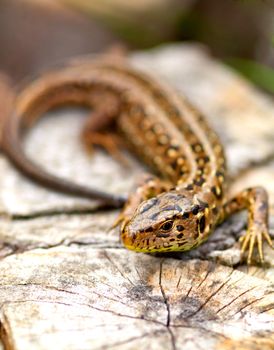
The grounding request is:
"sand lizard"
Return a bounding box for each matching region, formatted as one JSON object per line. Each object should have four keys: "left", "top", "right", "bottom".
{"left": 1, "top": 56, "right": 272, "bottom": 264}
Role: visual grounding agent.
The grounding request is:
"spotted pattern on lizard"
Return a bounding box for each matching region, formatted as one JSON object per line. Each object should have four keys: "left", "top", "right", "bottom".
{"left": 1, "top": 57, "right": 272, "bottom": 264}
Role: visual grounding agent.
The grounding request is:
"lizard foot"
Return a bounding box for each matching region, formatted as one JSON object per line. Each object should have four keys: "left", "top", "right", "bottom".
{"left": 239, "top": 223, "right": 273, "bottom": 265}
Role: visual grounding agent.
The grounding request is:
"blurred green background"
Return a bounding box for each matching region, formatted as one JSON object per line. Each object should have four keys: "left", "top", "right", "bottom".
{"left": 0, "top": 0, "right": 273, "bottom": 93}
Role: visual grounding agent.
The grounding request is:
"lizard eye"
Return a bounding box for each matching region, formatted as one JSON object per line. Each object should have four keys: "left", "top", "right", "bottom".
{"left": 160, "top": 220, "right": 173, "bottom": 231}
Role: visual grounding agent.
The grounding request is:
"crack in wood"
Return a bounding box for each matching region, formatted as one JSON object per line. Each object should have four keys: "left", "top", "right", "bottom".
{"left": 181, "top": 285, "right": 193, "bottom": 305}
{"left": 184, "top": 269, "right": 234, "bottom": 319}
{"left": 159, "top": 260, "right": 177, "bottom": 350}
{"left": 159, "top": 260, "right": 170, "bottom": 328}
{"left": 134, "top": 266, "right": 142, "bottom": 281}
{"left": 97, "top": 280, "right": 126, "bottom": 297}
{"left": 0, "top": 239, "right": 67, "bottom": 260}
{"left": 1, "top": 298, "right": 164, "bottom": 327}
{"left": 215, "top": 286, "right": 257, "bottom": 315}
{"left": 232, "top": 296, "right": 268, "bottom": 317}
{"left": 8, "top": 205, "right": 116, "bottom": 221}
{"left": 226, "top": 274, "right": 247, "bottom": 289}
{"left": 176, "top": 273, "right": 182, "bottom": 290}
{"left": 179, "top": 262, "right": 214, "bottom": 305}
{"left": 0, "top": 282, "right": 161, "bottom": 324}
{"left": 90, "top": 289, "right": 139, "bottom": 310}
{"left": 259, "top": 304, "right": 274, "bottom": 314}
{"left": 0, "top": 238, "right": 124, "bottom": 260}
{"left": 103, "top": 251, "right": 135, "bottom": 286}
{"left": 196, "top": 263, "right": 213, "bottom": 289}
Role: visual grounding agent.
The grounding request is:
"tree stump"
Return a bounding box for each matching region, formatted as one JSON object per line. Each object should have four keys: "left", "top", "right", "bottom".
{"left": 0, "top": 44, "right": 273, "bottom": 350}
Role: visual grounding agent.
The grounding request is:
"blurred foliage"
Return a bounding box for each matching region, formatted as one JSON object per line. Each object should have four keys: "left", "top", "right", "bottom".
{"left": 227, "top": 58, "right": 274, "bottom": 94}
{"left": 59, "top": 0, "right": 274, "bottom": 93}
{"left": 1, "top": 0, "right": 274, "bottom": 93}
{"left": 177, "top": 7, "right": 263, "bottom": 57}
{"left": 60, "top": 0, "right": 195, "bottom": 47}
{"left": 174, "top": 0, "right": 274, "bottom": 94}
{"left": 60, "top": 0, "right": 272, "bottom": 55}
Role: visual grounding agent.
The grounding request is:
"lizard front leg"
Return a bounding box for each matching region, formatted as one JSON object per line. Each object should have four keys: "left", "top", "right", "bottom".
{"left": 220, "top": 186, "right": 273, "bottom": 264}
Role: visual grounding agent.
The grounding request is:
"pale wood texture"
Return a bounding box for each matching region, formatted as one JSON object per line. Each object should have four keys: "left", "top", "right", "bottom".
{"left": 0, "top": 44, "right": 274, "bottom": 349}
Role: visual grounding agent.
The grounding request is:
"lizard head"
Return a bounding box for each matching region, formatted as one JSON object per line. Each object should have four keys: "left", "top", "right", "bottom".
{"left": 120, "top": 190, "right": 210, "bottom": 253}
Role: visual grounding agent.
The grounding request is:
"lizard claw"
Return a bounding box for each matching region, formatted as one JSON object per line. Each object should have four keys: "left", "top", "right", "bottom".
{"left": 240, "top": 224, "right": 273, "bottom": 265}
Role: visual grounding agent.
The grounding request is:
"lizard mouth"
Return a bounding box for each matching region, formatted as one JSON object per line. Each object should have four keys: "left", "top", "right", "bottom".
{"left": 121, "top": 222, "right": 197, "bottom": 253}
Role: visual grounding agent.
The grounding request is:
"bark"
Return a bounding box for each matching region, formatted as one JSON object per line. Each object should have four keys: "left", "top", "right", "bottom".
{"left": 0, "top": 44, "right": 273, "bottom": 350}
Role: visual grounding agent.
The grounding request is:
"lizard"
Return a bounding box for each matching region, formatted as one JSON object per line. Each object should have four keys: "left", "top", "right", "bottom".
{"left": 1, "top": 55, "right": 272, "bottom": 264}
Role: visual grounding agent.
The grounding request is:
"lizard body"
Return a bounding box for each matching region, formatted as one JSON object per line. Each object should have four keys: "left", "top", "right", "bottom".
{"left": 2, "top": 58, "right": 272, "bottom": 263}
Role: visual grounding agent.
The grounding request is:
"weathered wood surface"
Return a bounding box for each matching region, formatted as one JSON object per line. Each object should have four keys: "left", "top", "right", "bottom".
{"left": 0, "top": 44, "right": 274, "bottom": 350}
